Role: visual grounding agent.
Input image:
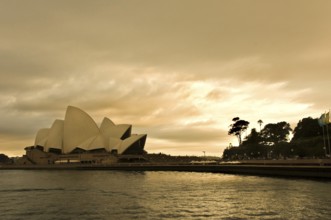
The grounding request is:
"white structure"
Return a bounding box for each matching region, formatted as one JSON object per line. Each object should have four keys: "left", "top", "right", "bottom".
{"left": 34, "top": 106, "right": 147, "bottom": 155}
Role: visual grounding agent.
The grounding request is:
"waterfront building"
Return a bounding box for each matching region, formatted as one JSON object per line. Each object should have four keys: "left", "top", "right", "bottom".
{"left": 19, "top": 106, "right": 147, "bottom": 165}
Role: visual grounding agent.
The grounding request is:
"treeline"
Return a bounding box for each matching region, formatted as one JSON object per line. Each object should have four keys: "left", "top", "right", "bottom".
{"left": 223, "top": 117, "right": 329, "bottom": 160}
{"left": 0, "top": 153, "right": 12, "bottom": 164}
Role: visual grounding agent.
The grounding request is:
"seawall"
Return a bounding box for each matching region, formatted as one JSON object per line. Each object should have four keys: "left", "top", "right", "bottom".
{"left": 1, "top": 163, "right": 331, "bottom": 179}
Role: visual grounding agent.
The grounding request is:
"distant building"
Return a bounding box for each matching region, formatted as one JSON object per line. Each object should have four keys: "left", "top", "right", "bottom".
{"left": 19, "top": 106, "right": 147, "bottom": 165}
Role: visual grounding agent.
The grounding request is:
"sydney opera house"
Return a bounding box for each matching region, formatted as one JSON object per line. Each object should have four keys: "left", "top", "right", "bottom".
{"left": 20, "top": 106, "right": 147, "bottom": 165}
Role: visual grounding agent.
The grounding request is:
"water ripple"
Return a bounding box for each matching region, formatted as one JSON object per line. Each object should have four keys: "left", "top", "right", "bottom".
{"left": 0, "top": 171, "right": 330, "bottom": 219}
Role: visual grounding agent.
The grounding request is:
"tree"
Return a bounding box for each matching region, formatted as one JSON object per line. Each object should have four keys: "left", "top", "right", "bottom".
{"left": 257, "top": 119, "right": 263, "bottom": 132}
{"left": 291, "top": 117, "right": 322, "bottom": 142}
{"left": 290, "top": 117, "right": 325, "bottom": 158}
{"left": 0, "top": 154, "right": 11, "bottom": 164}
{"left": 228, "top": 117, "right": 249, "bottom": 146}
{"left": 243, "top": 128, "right": 260, "bottom": 146}
{"left": 260, "top": 121, "right": 292, "bottom": 145}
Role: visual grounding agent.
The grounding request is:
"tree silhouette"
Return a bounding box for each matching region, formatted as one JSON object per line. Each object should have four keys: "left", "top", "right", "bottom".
{"left": 243, "top": 128, "right": 260, "bottom": 145}
{"left": 257, "top": 119, "right": 263, "bottom": 132}
{"left": 291, "top": 117, "right": 322, "bottom": 141}
{"left": 223, "top": 116, "right": 329, "bottom": 160}
{"left": 260, "top": 121, "right": 292, "bottom": 145}
{"left": 0, "top": 154, "right": 11, "bottom": 164}
{"left": 228, "top": 117, "right": 249, "bottom": 146}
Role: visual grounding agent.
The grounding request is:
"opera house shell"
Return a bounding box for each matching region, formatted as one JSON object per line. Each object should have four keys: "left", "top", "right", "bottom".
{"left": 34, "top": 106, "right": 147, "bottom": 155}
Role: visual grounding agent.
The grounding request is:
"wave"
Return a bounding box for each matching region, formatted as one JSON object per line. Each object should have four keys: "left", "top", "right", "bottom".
{"left": 0, "top": 188, "right": 65, "bottom": 193}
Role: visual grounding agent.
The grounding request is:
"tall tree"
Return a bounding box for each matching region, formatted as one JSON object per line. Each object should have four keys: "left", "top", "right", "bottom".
{"left": 291, "top": 117, "right": 322, "bottom": 142}
{"left": 260, "top": 121, "right": 292, "bottom": 145}
{"left": 257, "top": 119, "right": 263, "bottom": 132}
{"left": 243, "top": 128, "right": 260, "bottom": 145}
{"left": 228, "top": 117, "right": 249, "bottom": 146}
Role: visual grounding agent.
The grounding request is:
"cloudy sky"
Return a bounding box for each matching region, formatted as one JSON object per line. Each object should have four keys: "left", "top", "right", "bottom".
{"left": 1, "top": 0, "right": 331, "bottom": 156}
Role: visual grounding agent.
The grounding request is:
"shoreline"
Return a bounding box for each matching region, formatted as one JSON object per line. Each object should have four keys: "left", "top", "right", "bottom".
{"left": 1, "top": 162, "right": 331, "bottom": 179}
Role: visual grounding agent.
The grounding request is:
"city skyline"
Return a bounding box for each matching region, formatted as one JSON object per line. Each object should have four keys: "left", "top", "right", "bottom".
{"left": 1, "top": 0, "right": 331, "bottom": 156}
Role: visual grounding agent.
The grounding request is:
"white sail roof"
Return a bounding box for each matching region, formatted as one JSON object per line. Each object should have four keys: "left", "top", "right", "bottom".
{"left": 109, "top": 137, "right": 122, "bottom": 150}
{"left": 63, "top": 106, "right": 100, "bottom": 153}
{"left": 100, "top": 117, "right": 132, "bottom": 140}
{"left": 88, "top": 133, "right": 108, "bottom": 151}
{"left": 45, "top": 119, "right": 64, "bottom": 151}
{"left": 32, "top": 106, "right": 146, "bottom": 155}
{"left": 118, "top": 134, "right": 147, "bottom": 154}
{"left": 75, "top": 136, "right": 96, "bottom": 151}
{"left": 100, "top": 117, "right": 115, "bottom": 139}
{"left": 35, "top": 128, "right": 50, "bottom": 147}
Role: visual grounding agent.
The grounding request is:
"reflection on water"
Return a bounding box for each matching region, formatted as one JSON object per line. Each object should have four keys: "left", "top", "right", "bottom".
{"left": 0, "top": 170, "right": 330, "bottom": 219}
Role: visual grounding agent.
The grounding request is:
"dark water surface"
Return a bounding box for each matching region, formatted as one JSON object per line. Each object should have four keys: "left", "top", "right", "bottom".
{"left": 0, "top": 170, "right": 330, "bottom": 219}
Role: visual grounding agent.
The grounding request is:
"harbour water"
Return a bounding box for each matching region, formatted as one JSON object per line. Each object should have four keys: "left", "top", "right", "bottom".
{"left": 0, "top": 170, "right": 330, "bottom": 219}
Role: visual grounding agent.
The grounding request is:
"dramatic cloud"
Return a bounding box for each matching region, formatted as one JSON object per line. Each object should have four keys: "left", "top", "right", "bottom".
{"left": 0, "top": 0, "right": 330, "bottom": 156}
